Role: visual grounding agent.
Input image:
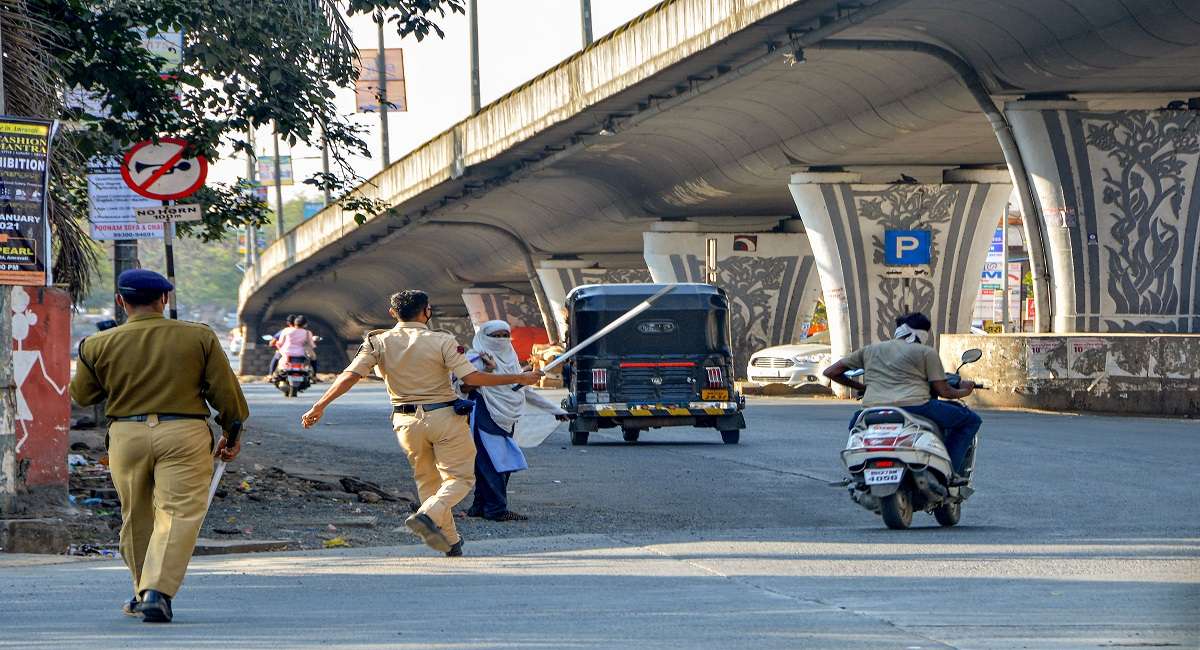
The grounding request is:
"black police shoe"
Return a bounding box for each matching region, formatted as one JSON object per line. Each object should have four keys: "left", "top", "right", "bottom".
{"left": 122, "top": 596, "right": 140, "bottom": 617}
{"left": 446, "top": 539, "right": 464, "bottom": 557}
{"left": 404, "top": 513, "right": 451, "bottom": 553}
{"left": 137, "top": 590, "right": 172, "bottom": 623}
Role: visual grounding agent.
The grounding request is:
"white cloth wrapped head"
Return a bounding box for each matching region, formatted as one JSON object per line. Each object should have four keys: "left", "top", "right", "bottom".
{"left": 893, "top": 323, "right": 930, "bottom": 345}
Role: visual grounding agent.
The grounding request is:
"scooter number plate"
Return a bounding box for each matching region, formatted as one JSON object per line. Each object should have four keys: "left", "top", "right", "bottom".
{"left": 864, "top": 468, "right": 904, "bottom": 484}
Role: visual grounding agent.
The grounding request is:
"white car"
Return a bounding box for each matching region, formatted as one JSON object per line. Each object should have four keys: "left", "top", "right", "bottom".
{"left": 746, "top": 336, "right": 832, "bottom": 387}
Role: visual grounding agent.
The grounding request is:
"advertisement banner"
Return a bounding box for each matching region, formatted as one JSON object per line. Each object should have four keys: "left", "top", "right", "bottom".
{"left": 86, "top": 156, "right": 162, "bottom": 240}
{"left": 0, "top": 117, "right": 57, "bottom": 285}
{"left": 257, "top": 155, "right": 293, "bottom": 186}
{"left": 355, "top": 48, "right": 407, "bottom": 112}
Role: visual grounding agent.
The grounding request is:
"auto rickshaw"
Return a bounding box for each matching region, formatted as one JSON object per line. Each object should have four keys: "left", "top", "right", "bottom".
{"left": 562, "top": 283, "right": 746, "bottom": 445}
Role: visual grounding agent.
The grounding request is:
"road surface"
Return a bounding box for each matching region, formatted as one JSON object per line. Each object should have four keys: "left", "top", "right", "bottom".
{"left": 2, "top": 384, "right": 1196, "bottom": 648}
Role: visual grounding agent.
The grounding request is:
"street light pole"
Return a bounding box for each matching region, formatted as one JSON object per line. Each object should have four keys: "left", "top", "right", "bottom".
{"left": 468, "top": 0, "right": 481, "bottom": 114}
{"left": 376, "top": 12, "right": 390, "bottom": 166}
{"left": 580, "top": 0, "right": 593, "bottom": 46}
{"left": 320, "top": 124, "right": 331, "bottom": 205}
{"left": 245, "top": 127, "right": 258, "bottom": 270}
{"left": 272, "top": 125, "right": 284, "bottom": 239}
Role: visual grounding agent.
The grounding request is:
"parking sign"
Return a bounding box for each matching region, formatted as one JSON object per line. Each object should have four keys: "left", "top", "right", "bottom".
{"left": 884, "top": 230, "right": 931, "bottom": 265}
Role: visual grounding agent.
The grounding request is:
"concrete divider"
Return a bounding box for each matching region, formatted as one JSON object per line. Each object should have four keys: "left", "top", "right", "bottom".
{"left": 940, "top": 334, "right": 1200, "bottom": 417}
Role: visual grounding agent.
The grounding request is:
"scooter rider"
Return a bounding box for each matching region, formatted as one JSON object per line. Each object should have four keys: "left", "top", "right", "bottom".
{"left": 823, "top": 312, "right": 981, "bottom": 485}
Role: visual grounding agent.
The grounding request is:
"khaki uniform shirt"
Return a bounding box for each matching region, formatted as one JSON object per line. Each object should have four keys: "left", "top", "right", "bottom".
{"left": 70, "top": 313, "right": 249, "bottom": 433}
{"left": 840, "top": 339, "right": 946, "bottom": 408}
{"left": 345, "top": 321, "right": 477, "bottom": 405}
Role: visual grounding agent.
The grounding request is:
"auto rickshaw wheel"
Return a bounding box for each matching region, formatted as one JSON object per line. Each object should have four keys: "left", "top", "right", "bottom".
{"left": 720, "top": 430, "right": 740, "bottom": 445}
{"left": 621, "top": 427, "right": 640, "bottom": 443}
{"left": 570, "top": 431, "right": 589, "bottom": 446}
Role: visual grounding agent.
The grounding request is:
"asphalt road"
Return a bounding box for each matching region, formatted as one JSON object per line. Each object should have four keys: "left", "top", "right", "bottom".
{"left": 2, "top": 384, "right": 1196, "bottom": 648}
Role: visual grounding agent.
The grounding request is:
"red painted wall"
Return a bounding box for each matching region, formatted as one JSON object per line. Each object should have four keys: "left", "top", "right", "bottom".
{"left": 12, "top": 286, "right": 70, "bottom": 489}
{"left": 510, "top": 326, "right": 549, "bottom": 363}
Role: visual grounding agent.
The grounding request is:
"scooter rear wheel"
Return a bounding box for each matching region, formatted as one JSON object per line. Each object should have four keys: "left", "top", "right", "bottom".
{"left": 933, "top": 501, "right": 961, "bottom": 527}
{"left": 880, "top": 490, "right": 913, "bottom": 529}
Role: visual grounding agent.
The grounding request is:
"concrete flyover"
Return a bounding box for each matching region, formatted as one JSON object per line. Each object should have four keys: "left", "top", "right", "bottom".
{"left": 238, "top": 0, "right": 1200, "bottom": 375}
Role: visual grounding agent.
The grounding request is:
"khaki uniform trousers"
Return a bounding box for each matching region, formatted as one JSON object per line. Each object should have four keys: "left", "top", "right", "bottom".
{"left": 108, "top": 418, "right": 213, "bottom": 598}
{"left": 392, "top": 407, "right": 475, "bottom": 545}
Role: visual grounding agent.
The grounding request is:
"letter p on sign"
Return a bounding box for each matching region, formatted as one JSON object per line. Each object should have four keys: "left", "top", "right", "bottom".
{"left": 884, "top": 230, "right": 932, "bottom": 265}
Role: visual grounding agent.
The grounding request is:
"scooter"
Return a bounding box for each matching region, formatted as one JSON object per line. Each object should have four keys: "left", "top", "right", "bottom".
{"left": 839, "top": 348, "right": 984, "bottom": 529}
{"left": 273, "top": 355, "right": 312, "bottom": 397}
{"left": 261, "top": 334, "right": 315, "bottom": 398}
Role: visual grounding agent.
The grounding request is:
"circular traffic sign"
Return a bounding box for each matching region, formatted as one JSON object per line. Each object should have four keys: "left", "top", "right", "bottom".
{"left": 121, "top": 138, "right": 208, "bottom": 201}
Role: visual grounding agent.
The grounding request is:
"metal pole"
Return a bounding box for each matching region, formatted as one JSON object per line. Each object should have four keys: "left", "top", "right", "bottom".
{"left": 320, "top": 125, "right": 332, "bottom": 205}
{"left": 580, "top": 0, "right": 593, "bottom": 46}
{"left": 468, "top": 0, "right": 481, "bottom": 114}
{"left": 163, "top": 203, "right": 178, "bottom": 319}
{"left": 1001, "top": 211, "right": 1010, "bottom": 332}
{"left": 246, "top": 127, "right": 258, "bottom": 270}
{"left": 376, "top": 14, "right": 391, "bottom": 166}
{"left": 272, "top": 125, "right": 284, "bottom": 239}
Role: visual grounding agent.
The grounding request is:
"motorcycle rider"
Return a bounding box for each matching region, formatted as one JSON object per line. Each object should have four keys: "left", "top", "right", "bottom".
{"left": 823, "top": 312, "right": 981, "bottom": 485}
{"left": 274, "top": 314, "right": 316, "bottom": 377}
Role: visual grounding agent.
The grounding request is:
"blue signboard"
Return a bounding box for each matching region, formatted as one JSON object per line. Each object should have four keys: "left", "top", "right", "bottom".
{"left": 884, "top": 229, "right": 932, "bottom": 265}
{"left": 302, "top": 201, "right": 325, "bottom": 220}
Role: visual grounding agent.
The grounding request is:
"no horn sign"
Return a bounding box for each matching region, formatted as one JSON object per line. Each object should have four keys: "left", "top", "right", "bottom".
{"left": 121, "top": 138, "right": 208, "bottom": 201}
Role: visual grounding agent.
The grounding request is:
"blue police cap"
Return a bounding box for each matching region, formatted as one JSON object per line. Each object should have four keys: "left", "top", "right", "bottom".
{"left": 117, "top": 269, "right": 174, "bottom": 293}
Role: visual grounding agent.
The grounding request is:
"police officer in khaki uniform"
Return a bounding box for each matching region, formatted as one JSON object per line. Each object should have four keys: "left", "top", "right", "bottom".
{"left": 70, "top": 270, "right": 248, "bottom": 623}
{"left": 302, "top": 290, "right": 540, "bottom": 556}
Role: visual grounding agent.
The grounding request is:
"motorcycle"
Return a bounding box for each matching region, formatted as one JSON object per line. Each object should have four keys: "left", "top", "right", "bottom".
{"left": 839, "top": 348, "right": 984, "bottom": 529}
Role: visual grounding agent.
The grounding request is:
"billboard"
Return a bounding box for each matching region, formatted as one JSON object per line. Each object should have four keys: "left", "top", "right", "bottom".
{"left": 355, "top": 48, "right": 407, "bottom": 112}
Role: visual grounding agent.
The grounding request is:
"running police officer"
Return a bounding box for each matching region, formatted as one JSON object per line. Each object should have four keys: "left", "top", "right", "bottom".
{"left": 70, "top": 269, "right": 249, "bottom": 623}
{"left": 301, "top": 290, "right": 540, "bottom": 556}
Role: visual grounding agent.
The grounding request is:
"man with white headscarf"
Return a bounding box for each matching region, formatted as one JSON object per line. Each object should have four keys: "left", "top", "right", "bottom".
{"left": 458, "top": 320, "right": 567, "bottom": 521}
{"left": 823, "top": 312, "right": 981, "bottom": 484}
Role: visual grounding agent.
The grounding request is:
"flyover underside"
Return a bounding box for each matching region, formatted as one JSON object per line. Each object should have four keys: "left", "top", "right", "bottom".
{"left": 240, "top": 0, "right": 1200, "bottom": 374}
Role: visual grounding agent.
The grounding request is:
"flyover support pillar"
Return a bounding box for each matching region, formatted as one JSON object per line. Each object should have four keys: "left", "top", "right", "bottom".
{"left": 642, "top": 221, "right": 822, "bottom": 374}
{"left": 536, "top": 259, "right": 652, "bottom": 341}
{"left": 1006, "top": 100, "right": 1200, "bottom": 333}
{"left": 462, "top": 287, "right": 550, "bottom": 359}
{"left": 788, "top": 170, "right": 1012, "bottom": 372}
{"left": 238, "top": 320, "right": 275, "bottom": 377}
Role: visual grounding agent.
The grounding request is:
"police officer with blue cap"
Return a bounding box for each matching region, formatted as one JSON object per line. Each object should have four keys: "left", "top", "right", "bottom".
{"left": 70, "top": 269, "right": 249, "bottom": 623}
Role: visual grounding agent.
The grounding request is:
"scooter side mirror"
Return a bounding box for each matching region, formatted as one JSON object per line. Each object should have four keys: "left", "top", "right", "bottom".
{"left": 960, "top": 348, "right": 983, "bottom": 365}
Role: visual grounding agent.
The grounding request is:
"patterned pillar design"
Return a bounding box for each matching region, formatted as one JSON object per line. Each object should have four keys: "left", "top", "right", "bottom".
{"left": 460, "top": 287, "right": 543, "bottom": 329}
{"left": 788, "top": 172, "right": 1012, "bottom": 361}
{"left": 643, "top": 231, "right": 822, "bottom": 374}
{"left": 1007, "top": 101, "right": 1200, "bottom": 333}
{"left": 536, "top": 261, "right": 652, "bottom": 340}
{"left": 431, "top": 316, "right": 476, "bottom": 344}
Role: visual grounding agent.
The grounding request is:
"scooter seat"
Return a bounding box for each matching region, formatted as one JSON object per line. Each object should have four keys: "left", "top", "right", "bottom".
{"left": 861, "top": 410, "right": 905, "bottom": 425}
{"left": 896, "top": 410, "right": 941, "bottom": 435}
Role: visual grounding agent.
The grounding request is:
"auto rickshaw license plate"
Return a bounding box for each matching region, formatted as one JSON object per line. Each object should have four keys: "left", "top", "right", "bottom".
{"left": 701, "top": 389, "right": 729, "bottom": 400}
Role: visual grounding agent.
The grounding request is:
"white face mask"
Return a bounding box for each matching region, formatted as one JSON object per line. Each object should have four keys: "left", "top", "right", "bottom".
{"left": 894, "top": 323, "right": 930, "bottom": 345}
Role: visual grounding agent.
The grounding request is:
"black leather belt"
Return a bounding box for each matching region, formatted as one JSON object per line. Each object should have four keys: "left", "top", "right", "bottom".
{"left": 393, "top": 401, "right": 454, "bottom": 414}
{"left": 109, "top": 414, "right": 208, "bottom": 423}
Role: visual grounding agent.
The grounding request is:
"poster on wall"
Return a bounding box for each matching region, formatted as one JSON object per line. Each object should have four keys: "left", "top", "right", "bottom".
{"left": 0, "top": 117, "right": 58, "bottom": 286}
